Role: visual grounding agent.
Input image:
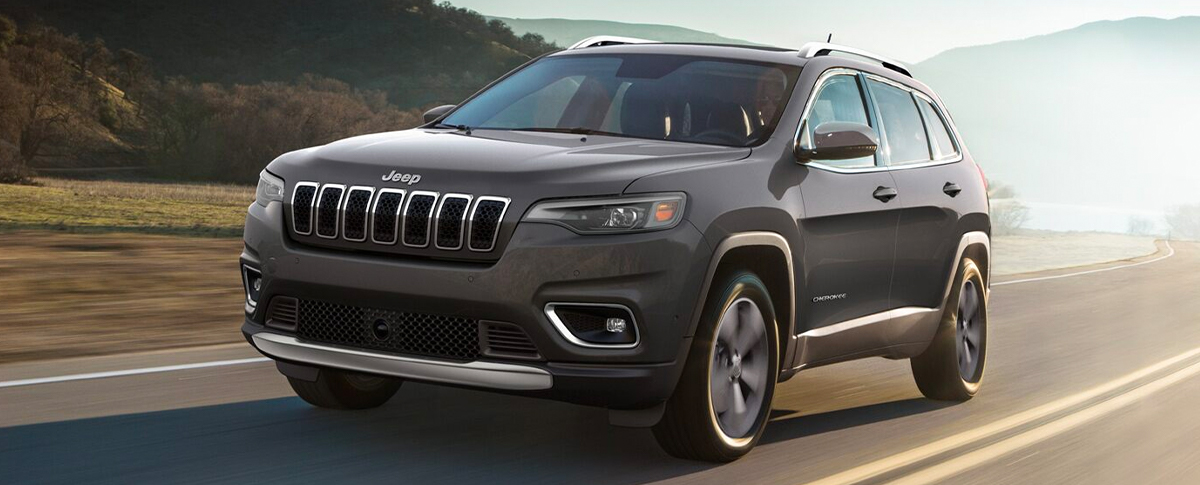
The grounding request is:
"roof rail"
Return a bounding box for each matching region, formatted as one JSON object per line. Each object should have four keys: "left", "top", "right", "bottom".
{"left": 568, "top": 35, "right": 657, "bottom": 50}
{"left": 797, "top": 42, "right": 911, "bottom": 77}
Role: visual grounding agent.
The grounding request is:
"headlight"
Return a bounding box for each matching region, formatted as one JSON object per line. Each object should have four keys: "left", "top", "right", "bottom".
{"left": 524, "top": 193, "right": 686, "bottom": 234}
{"left": 255, "top": 170, "right": 285, "bottom": 207}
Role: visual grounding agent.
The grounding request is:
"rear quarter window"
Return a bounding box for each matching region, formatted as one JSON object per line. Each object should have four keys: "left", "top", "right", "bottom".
{"left": 916, "top": 97, "right": 959, "bottom": 160}
{"left": 867, "top": 79, "right": 931, "bottom": 166}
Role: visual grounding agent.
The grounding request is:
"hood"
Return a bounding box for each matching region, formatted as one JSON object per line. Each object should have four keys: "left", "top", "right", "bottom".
{"left": 267, "top": 128, "right": 751, "bottom": 197}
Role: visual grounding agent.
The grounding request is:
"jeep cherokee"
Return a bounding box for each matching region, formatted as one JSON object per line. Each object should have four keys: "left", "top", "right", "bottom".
{"left": 240, "top": 37, "right": 991, "bottom": 462}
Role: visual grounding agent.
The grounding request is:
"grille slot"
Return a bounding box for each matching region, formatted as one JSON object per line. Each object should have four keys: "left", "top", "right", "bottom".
{"left": 295, "top": 298, "right": 480, "bottom": 361}
{"left": 480, "top": 322, "right": 541, "bottom": 360}
{"left": 341, "top": 187, "right": 374, "bottom": 242}
{"left": 315, "top": 185, "right": 345, "bottom": 239}
{"left": 435, "top": 195, "right": 472, "bottom": 250}
{"left": 402, "top": 192, "right": 438, "bottom": 247}
{"left": 469, "top": 197, "right": 509, "bottom": 252}
{"left": 291, "top": 183, "right": 318, "bottom": 235}
{"left": 370, "top": 189, "right": 405, "bottom": 244}
{"left": 266, "top": 296, "right": 299, "bottom": 331}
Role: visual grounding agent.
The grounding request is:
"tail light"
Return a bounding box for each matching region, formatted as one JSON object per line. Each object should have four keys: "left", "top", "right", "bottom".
{"left": 976, "top": 163, "right": 988, "bottom": 193}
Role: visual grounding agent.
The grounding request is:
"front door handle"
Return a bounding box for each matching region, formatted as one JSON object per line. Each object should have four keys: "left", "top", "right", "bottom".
{"left": 873, "top": 186, "right": 898, "bottom": 203}
{"left": 943, "top": 182, "right": 962, "bottom": 197}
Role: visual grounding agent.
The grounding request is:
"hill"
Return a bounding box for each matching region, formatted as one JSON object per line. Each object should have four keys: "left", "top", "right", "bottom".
{"left": 914, "top": 16, "right": 1200, "bottom": 225}
{"left": 489, "top": 16, "right": 760, "bottom": 47}
{"left": 0, "top": 0, "right": 557, "bottom": 108}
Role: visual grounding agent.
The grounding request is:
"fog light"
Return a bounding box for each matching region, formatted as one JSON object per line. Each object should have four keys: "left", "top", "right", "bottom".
{"left": 605, "top": 317, "right": 627, "bottom": 333}
{"left": 242, "top": 265, "right": 263, "bottom": 309}
{"left": 545, "top": 303, "right": 638, "bottom": 348}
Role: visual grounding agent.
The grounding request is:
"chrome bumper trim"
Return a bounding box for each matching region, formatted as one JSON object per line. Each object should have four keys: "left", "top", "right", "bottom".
{"left": 252, "top": 333, "right": 553, "bottom": 391}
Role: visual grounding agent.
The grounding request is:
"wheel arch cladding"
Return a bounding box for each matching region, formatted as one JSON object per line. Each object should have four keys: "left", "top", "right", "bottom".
{"left": 707, "top": 245, "right": 792, "bottom": 363}
{"left": 963, "top": 242, "right": 991, "bottom": 287}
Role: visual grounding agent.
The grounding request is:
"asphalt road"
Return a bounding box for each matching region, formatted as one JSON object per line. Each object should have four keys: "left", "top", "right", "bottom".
{"left": 2, "top": 241, "right": 1198, "bottom": 484}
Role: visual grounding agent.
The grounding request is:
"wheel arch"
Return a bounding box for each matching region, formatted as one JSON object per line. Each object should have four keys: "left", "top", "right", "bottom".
{"left": 689, "top": 232, "right": 796, "bottom": 372}
{"left": 943, "top": 231, "right": 992, "bottom": 304}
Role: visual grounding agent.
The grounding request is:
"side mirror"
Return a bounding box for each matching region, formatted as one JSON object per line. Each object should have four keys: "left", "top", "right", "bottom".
{"left": 795, "top": 122, "right": 879, "bottom": 163}
{"left": 423, "top": 104, "right": 456, "bottom": 124}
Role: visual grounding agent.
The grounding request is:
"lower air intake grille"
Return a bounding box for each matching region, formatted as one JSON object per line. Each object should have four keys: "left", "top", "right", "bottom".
{"left": 295, "top": 299, "right": 480, "bottom": 361}
{"left": 480, "top": 322, "right": 541, "bottom": 360}
{"left": 266, "top": 296, "right": 299, "bottom": 331}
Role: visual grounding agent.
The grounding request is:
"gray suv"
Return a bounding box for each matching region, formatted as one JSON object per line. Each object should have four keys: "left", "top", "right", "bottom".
{"left": 241, "top": 37, "right": 991, "bottom": 462}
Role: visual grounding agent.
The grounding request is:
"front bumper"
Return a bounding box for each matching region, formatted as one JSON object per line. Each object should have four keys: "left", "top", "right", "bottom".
{"left": 253, "top": 332, "right": 553, "bottom": 390}
{"left": 241, "top": 200, "right": 712, "bottom": 407}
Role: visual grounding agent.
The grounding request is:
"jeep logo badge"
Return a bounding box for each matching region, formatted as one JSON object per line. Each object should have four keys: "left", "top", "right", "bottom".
{"left": 382, "top": 170, "right": 422, "bottom": 185}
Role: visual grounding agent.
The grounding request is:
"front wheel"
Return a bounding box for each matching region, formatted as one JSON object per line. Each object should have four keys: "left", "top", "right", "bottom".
{"left": 911, "top": 257, "right": 987, "bottom": 400}
{"left": 653, "top": 272, "right": 779, "bottom": 462}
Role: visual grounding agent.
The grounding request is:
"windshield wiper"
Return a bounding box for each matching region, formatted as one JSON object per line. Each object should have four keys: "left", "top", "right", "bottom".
{"left": 509, "top": 127, "right": 626, "bottom": 137}
{"left": 432, "top": 122, "right": 472, "bottom": 134}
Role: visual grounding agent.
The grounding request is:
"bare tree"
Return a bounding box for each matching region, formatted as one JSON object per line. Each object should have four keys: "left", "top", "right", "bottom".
{"left": 4, "top": 44, "right": 85, "bottom": 164}
{"left": 991, "top": 200, "right": 1030, "bottom": 236}
{"left": 0, "top": 16, "right": 15, "bottom": 54}
{"left": 1165, "top": 204, "right": 1200, "bottom": 240}
{"left": 1127, "top": 216, "right": 1157, "bottom": 236}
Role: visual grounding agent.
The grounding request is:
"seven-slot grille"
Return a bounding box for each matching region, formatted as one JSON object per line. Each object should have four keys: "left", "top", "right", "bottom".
{"left": 289, "top": 182, "right": 509, "bottom": 252}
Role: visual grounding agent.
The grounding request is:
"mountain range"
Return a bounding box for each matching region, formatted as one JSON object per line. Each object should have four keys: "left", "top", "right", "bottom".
{"left": 487, "top": 16, "right": 757, "bottom": 47}
{"left": 914, "top": 16, "right": 1200, "bottom": 224}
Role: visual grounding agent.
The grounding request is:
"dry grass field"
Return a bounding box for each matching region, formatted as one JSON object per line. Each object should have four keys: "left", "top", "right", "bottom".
{"left": 0, "top": 178, "right": 252, "bottom": 236}
{"left": 0, "top": 231, "right": 246, "bottom": 363}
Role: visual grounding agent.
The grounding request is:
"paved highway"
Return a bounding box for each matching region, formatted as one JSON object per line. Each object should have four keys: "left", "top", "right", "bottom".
{"left": 2, "top": 241, "right": 1197, "bottom": 484}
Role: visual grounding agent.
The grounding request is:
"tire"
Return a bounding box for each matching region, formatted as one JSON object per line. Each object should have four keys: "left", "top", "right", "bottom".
{"left": 653, "top": 272, "right": 780, "bottom": 462}
{"left": 287, "top": 367, "right": 403, "bottom": 410}
{"left": 911, "top": 257, "right": 988, "bottom": 401}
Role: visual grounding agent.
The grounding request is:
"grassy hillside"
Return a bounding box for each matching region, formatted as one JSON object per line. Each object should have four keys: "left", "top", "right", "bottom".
{"left": 914, "top": 17, "right": 1200, "bottom": 217}
{"left": 2, "top": 0, "right": 558, "bottom": 108}
{"left": 489, "top": 16, "right": 761, "bottom": 47}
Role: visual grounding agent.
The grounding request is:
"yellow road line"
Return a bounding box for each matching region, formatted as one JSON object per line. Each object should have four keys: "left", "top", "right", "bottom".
{"left": 885, "top": 359, "right": 1200, "bottom": 485}
{"left": 800, "top": 346, "right": 1200, "bottom": 485}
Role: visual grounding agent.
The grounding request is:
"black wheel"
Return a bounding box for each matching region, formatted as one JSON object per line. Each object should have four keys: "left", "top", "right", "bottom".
{"left": 653, "top": 272, "right": 779, "bottom": 462}
{"left": 287, "top": 367, "right": 403, "bottom": 410}
{"left": 911, "top": 258, "right": 987, "bottom": 400}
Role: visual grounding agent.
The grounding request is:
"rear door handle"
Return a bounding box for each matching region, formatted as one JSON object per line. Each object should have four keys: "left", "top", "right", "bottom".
{"left": 873, "top": 186, "right": 898, "bottom": 203}
{"left": 943, "top": 182, "right": 962, "bottom": 197}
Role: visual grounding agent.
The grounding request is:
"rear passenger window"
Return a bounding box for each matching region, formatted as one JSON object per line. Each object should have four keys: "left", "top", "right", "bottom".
{"left": 916, "top": 98, "right": 958, "bottom": 160}
{"left": 867, "top": 79, "right": 931, "bottom": 165}
{"left": 800, "top": 75, "right": 874, "bottom": 169}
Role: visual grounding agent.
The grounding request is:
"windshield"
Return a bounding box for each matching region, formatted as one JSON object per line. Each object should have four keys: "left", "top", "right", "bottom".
{"left": 441, "top": 54, "right": 802, "bottom": 147}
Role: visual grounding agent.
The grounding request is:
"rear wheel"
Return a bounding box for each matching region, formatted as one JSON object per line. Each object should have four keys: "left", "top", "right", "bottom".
{"left": 653, "top": 272, "right": 779, "bottom": 462}
{"left": 287, "top": 367, "right": 403, "bottom": 410}
{"left": 911, "top": 258, "right": 987, "bottom": 400}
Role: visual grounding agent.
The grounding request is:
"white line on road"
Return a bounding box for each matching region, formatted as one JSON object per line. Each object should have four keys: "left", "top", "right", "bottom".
{"left": 883, "top": 359, "right": 1200, "bottom": 485}
{"left": 0, "top": 358, "right": 271, "bottom": 389}
{"left": 800, "top": 346, "right": 1200, "bottom": 485}
{"left": 993, "top": 240, "right": 1174, "bottom": 286}
{"left": 0, "top": 241, "right": 1179, "bottom": 389}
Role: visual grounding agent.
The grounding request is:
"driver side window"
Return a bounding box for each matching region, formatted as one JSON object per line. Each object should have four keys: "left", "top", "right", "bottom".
{"left": 799, "top": 74, "right": 875, "bottom": 169}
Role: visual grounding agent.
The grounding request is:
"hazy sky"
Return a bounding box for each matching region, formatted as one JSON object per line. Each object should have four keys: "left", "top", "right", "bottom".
{"left": 450, "top": 0, "right": 1200, "bottom": 61}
